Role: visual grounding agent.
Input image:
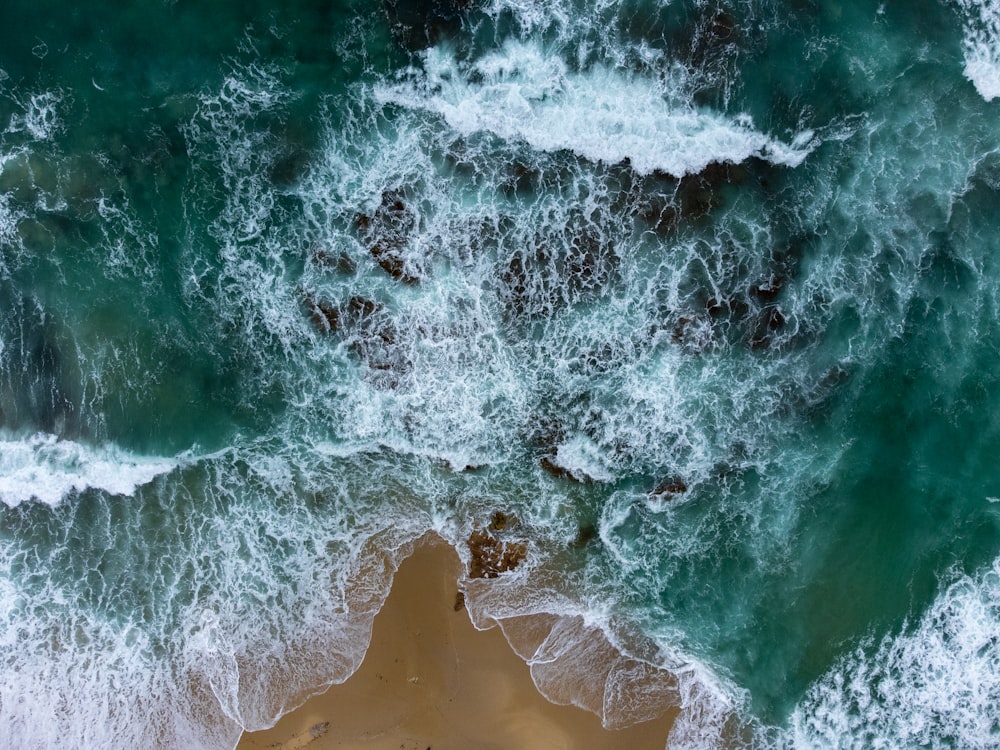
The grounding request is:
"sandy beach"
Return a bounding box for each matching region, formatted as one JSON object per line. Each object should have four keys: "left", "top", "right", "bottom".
{"left": 237, "top": 538, "right": 676, "bottom": 750}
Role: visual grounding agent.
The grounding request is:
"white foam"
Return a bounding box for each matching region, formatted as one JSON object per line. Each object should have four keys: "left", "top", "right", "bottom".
{"left": 179, "top": 62, "right": 309, "bottom": 363}
{"left": 0, "top": 608, "right": 244, "bottom": 750}
{"left": 956, "top": 0, "right": 1000, "bottom": 101}
{"left": 4, "top": 91, "right": 64, "bottom": 141}
{"left": 0, "top": 437, "right": 439, "bottom": 749}
{"left": 550, "top": 432, "right": 615, "bottom": 482}
{"left": 788, "top": 556, "right": 1000, "bottom": 749}
{"left": 375, "top": 41, "right": 816, "bottom": 176}
{"left": 480, "top": 0, "right": 574, "bottom": 34}
{"left": 0, "top": 190, "right": 21, "bottom": 259}
{"left": 0, "top": 432, "right": 179, "bottom": 507}
{"left": 0, "top": 146, "right": 30, "bottom": 275}
{"left": 461, "top": 561, "right": 741, "bottom": 750}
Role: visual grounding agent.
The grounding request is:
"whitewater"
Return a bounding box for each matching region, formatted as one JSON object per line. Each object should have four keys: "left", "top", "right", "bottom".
{"left": 2, "top": 1, "right": 1000, "bottom": 748}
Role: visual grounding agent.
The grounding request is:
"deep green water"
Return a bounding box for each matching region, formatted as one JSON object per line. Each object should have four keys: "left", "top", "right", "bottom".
{"left": 3, "top": 1, "right": 1000, "bottom": 748}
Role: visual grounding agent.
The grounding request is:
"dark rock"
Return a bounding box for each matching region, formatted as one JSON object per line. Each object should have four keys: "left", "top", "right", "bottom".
{"left": 670, "top": 314, "right": 714, "bottom": 353}
{"left": 311, "top": 245, "right": 357, "bottom": 274}
{"left": 640, "top": 201, "right": 680, "bottom": 233}
{"left": 699, "top": 161, "right": 746, "bottom": 186}
{"left": 688, "top": 9, "right": 739, "bottom": 77}
{"left": 304, "top": 293, "right": 387, "bottom": 336}
{"left": 706, "top": 295, "right": 749, "bottom": 319}
{"left": 673, "top": 161, "right": 749, "bottom": 221}
{"left": 749, "top": 306, "right": 786, "bottom": 350}
{"left": 706, "top": 297, "right": 727, "bottom": 318}
{"left": 677, "top": 167, "right": 723, "bottom": 217}
{"left": 539, "top": 456, "right": 587, "bottom": 483}
{"left": 763, "top": 306, "right": 786, "bottom": 331}
{"left": 579, "top": 342, "right": 620, "bottom": 374}
{"left": 501, "top": 161, "right": 540, "bottom": 196}
{"left": 749, "top": 275, "right": 785, "bottom": 303}
{"left": 651, "top": 477, "right": 687, "bottom": 497}
{"left": 488, "top": 510, "right": 511, "bottom": 532}
{"left": 371, "top": 246, "right": 419, "bottom": 284}
{"left": 303, "top": 292, "right": 409, "bottom": 386}
{"left": 497, "top": 228, "right": 616, "bottom": 320}
{"left": 681, "top": 185, "right": 720, "bottom": 218}
{"left": 563, "top": 226, "right": 615, "bottom": 294}
{"left": 539, "top": 456, "right": 569, "bottom": 479}
{"left": 467, "top": 529, "right": 527, "bottom": 579}
{"left": 346, "top": 296, "right": 383, "bottom": 331}
{"left": 357, "top": 190, "right": 421, "bottom": 284}
{"left": 306, "top": 296, "right": 340, "bottom": 333}
{"left": 501, "top": 252, "right": 531, "bottom": 316}
{"left": 708, "top": 10, "right": 736, "bottom": 41}
{"left": 526, "top": 416, "right": 566, "bottom": 452}
{"left": 671, "top": 316, "right": 693, "bottom": 344}
{"left": 574, "top": 523, "right": 597, "bottom": 547}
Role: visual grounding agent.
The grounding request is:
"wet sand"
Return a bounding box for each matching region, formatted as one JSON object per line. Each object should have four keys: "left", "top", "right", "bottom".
{"left": 237, "top": 539, "right": 675, "bottom": 750}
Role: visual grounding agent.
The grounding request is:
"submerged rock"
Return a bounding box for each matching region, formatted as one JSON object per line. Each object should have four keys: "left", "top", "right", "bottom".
{"left": 640, "top": 201, "right": 682, "bottom": 233}
{"left": 539, "top": 456, "right": 591, "bottom": 484}
{"left": 690, "top": 10, "right": 739, "bottom": 65}
{"left": 497, "top": 212, "right": 618, "bottom": 321}
{"left": 574, "top": 523, "right": 598, "bottom": 547}
{"left": 467, "top": 529, "right": 527, "bottom": 579}
{"left": 356, "top": 190, "right": 421, "bottom": 284}
{"left": 304, "top": 294, "right": 341, "bottom": 333}
{"left": 310, "top": 244, "right": 357, "bottom": 275}
{"left": 303, "top": 293, "right": 388, "bottom": 337}
{"left": 501, "top": 160, "right": 540, "bottom": 196}
{"left": 749, "top": 305, "right": 786, "bottom": 350}
{"left": 749, "top": 275, "right": 785, "bottom": 303}
{"left": 633, "top": 160, "right": 748, "bottom": 233}
{"left": 488, "top": 510, "right": 511, "bottom": 532}
{"left": 675, "top": 162, "right": 731, "bottom": 219}
{"left": 302, "top": 292, "right": 410, "bottom": 387}
{"left": 651, "top": 477, "right": 688, "bottom": 497}
{"left": 671, "top": 316, "right": 694, "bottom": 343}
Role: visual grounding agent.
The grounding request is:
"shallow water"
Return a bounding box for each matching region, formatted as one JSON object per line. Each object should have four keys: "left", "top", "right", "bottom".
{"left": 2, "top": 1, "right": 1000, "bottom": 748}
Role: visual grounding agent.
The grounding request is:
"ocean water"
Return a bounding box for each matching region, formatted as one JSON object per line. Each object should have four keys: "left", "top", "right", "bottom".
{"left": 2, "top": 0, "right": 1000, "bottom": 747}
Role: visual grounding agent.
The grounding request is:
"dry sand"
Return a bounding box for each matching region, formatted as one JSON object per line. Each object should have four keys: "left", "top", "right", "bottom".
{"left": 237, "top": 538, "right": 675, "bottom": 750}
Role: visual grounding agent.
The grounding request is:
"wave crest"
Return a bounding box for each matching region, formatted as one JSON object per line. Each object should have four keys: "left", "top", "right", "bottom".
{"left": 375, "top": 41, "right": 816, "bottom": 177}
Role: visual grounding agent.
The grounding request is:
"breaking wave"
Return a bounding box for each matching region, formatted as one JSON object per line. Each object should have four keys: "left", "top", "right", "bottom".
{"left": 0, "top": 431, "right": 179, "bottom": 507}
{"left": 375, "top": 41, "right": 816, "bottom": 176}
{"left": 2, "top": 2, "right": 1000, "bottom": 749}
{"left": 956, "top": 0, "right": 1000, "bottom": 101}
{"left": 788, "top": 556, "right": 1000, "bottom": 749}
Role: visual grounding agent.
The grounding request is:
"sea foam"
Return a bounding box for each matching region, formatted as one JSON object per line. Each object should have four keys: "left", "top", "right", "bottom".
{"left": 375, "top": 41, "right": 816, "bottom": 177}
{"left": 956, "top": 0, "right": 1000, "bottom": 101}
{"left": 4, "top": 4, "right": 994, "bottom": 748}
{"left": 788, "top": 556, "right": 1000, "bottom": 749}
{"left": 0, "top": 432, "right": 179, "bottom": 507}
{"left": 460, "top": 539, "right": 741, "bottom": 750}
{"left": 4, "top": 90, "right": 64, "bottom": 141}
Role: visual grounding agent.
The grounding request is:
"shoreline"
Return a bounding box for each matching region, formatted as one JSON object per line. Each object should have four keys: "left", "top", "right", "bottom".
{"left": 237, "top": 537, "right": 676, "bottom": 750}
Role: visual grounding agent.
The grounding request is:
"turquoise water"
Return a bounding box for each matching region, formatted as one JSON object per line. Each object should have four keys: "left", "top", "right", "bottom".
{"left": 3, "top": 1, "right": 1000, "bottom": 747}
